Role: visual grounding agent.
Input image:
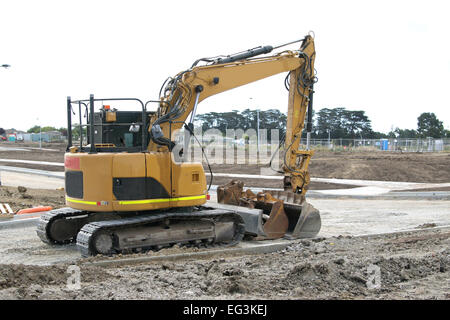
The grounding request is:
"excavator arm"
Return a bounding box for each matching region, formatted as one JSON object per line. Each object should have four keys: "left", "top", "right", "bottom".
{"left": 149, "top": 35, "right": 317, "bottom": 194}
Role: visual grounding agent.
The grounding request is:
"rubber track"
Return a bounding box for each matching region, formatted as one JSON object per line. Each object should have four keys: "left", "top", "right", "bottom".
{"left": 77, "top": 209, "right": 246, "bottom": 257}
{"left": 36, "top": 207, "right": 85, "bottom": 244}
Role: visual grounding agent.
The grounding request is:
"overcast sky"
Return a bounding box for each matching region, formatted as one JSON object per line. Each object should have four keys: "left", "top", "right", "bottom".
{"left": 1, "top": 0, "right": 449, "bottom": 133}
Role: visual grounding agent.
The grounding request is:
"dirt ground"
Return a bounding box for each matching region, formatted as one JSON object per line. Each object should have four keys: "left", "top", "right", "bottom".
{"left": 0, "top": 227, "right": 448, "bottom": 300}
{"left": 208, "top": 151, "right": 450, "bottom": 184}
{"left": 0, "top": 142, "right": 449, "bottom": 301}
{"left": 0, "top": 186, "right": 65, "bottom": 213}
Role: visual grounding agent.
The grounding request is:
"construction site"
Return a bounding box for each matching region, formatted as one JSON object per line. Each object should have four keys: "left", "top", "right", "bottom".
{"left": 0, "top": 140, "right": 448, "bottom": 300}
{"left": 1, "top": 2, "right": 449, "bottom": 305}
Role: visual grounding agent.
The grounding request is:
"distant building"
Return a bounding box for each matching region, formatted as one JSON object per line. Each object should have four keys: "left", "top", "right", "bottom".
{"left": 7, "top": 133, "right": 16, "bottom": 142}
{"left": 2, "top": 129, "right": 63, "bottom": 143}
{"left": 30, "top": 131, "right": 63, "bottom": 142}
{"left": 2, "top": 129, "right": 26, "bottom": 142}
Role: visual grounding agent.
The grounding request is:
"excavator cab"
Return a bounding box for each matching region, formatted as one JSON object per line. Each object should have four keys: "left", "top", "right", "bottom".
{"left": 92, "top": 108, "right": 146, "bottom": 149}
{"left": 66, "top": 97, "right": 153, "bottom": 153}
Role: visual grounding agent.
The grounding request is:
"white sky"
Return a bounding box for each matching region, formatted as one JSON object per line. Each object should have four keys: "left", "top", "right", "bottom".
{"left": 1, "top": 0, "right": 449, "bottom": 133}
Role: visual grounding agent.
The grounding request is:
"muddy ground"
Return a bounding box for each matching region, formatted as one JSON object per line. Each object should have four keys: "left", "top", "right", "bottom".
{"left": 0, "top": 227, "right": 448, "bottom": 300}
{"left": 0, "top": 142, "right": 449, "bottom": 300}
{"left": 207, "top": 151, "right": 450, "bottom": 185}
{"left": 0, "top": 186, "right": 65, "bottom": 213}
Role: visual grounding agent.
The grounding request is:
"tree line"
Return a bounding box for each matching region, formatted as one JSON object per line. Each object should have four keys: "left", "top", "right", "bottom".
{"left": 194, "top": 108, "right": 449, "bottom": 139}
{"left": 26, "top": 125, "right": 67, "bottom": 135}
{"left": 1, "top": 109, "right": 447, "bottom": 140}
{"left": 196, "top": 109, "right": 287, "bottom": 139}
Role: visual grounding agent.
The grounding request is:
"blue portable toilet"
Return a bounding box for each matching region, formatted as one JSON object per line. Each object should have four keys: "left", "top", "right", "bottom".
{"left": 381, "top": 139, "right": 388, "bottom": 151}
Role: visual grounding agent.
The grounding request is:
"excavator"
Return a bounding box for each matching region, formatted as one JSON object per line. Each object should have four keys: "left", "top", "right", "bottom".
{"left": 37, "top": 33, "right": 321, "bottom": 256}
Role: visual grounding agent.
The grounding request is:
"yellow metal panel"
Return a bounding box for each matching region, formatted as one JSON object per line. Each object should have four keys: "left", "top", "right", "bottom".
{"left": 112, "top": 153, "right": 146, "bottom": 177}
{"left": 65, "top": 152, "right": 207, "bottom": 212}
{"left": 171, "top": 162, "right": 207, "bottom": 198}
{"left": 64, "top": 153, "right": 115, "bottom": 211}
{"left": 105, "top": 111, "right": 116, "bottom": 122}
{"left": 80, "top": 153, "right": 114, "bottom": 205}
{"left": 145, "top": 152, "right": 171, "bottom": 194}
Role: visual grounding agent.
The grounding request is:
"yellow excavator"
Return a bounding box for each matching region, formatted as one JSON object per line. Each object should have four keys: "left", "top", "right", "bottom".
{"left": 37, "top": 33, "right": 321, "bottom": 256}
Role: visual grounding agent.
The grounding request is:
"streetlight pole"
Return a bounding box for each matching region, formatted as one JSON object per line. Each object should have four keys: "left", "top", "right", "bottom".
{"left": 359, "top": 130, "right": 363, "bottom": 147}
{"left": 249, "top": 97, "right": 260, "bottom": 162}
{"left": 36, "top": 117, "right": 42, "bottom": 149}
{"left": 256, "top": 109, "right": 260, "bottom": 155}
{"left": 1, "top": 65, "right": 11, "bottom": 145}
{"left": 328, "top": 129, "right": 331, "bottom": 149}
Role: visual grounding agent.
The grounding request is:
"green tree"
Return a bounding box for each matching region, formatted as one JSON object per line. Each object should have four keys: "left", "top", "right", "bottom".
{"left": 390, "top": 128, "right": 418, "bottom": 138}
{"left": 314, "top": 108, "right": 374, "bottom": 139}
{"left": 58, "top": 127, "right": 68, "bottom": 136}
{"left": 341, "top": 110, "right": 373, "bottom": 138}
{"left": 196, "top": 109, "right": 287, "bottom": 139}
{"left": 445, "top": 129, "right": 450, "bottom": 138}
{"left": 196, "top": 107, "right": 392, "bottom": 141}
{"left": 71, "top": 126, "right": 87, "bottom": 140}
{"left": 417, "top": 113, "right": 445, "bottom": 138}
{"left": 196, "top": 112, "right": 222, "bottom": 132}
{"left": 260, "top": 109, "right": 287, "bottom": 139}
{"left": 315, "top": 108, "right": 346, "bottom": 138}
{"left": 27, "top": 125, "right": 58, "bottom": 133}
{"left": 27, "top": 125, "right": 40, "bottom": 133}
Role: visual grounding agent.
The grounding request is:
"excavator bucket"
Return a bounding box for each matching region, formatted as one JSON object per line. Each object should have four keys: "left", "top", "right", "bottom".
{"left": 217, "top": 180, "right": 321, "bottom": 240}
{"left": 264, "top": 190, "right": 321, "bottom": 238}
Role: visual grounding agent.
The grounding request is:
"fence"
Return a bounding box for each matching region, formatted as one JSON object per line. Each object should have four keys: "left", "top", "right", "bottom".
{"left": 300, "top": 138, "right": 450, "bottom": 152}
{"left": 22, "top": 132, "right": 64, "bottom": 143}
